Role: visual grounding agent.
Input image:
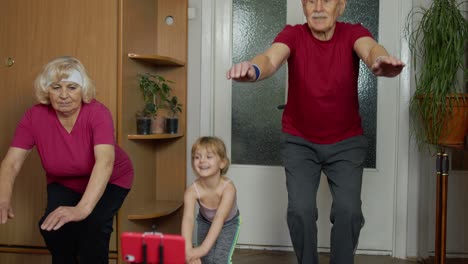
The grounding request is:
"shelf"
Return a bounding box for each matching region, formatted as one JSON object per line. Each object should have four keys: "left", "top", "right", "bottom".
{"left": 127, "top": 200, "right": 183, "bottom": 220}
{"left": 127, "top": 133, "right": 183, "bottom": 140}
{"left": 128, "top": 53, "right": 185, "bottom": 66}
{"left": 440, "top": 144, "right": 466, "bottom": 150}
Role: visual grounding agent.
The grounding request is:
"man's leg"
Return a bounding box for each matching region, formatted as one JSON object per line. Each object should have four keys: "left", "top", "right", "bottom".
{"left": 322, "top": 135, "right": 367, "bottom": 264}
{"left": 282, "top": 133, "right": 322, "bottom": 264}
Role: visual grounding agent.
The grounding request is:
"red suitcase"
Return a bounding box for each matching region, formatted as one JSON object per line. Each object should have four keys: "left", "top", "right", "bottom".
{"left": 121, "top": 232, "right": 185, "bottom": 264}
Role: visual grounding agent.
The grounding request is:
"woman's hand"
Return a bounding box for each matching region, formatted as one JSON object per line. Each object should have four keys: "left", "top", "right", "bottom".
{"left": 0, "top": 147, "right": 31, "bottom": 224}
{"left": 40, "top": 205, "right": 89, "bottom": 231}
{"left": 0, "top": 200, "right": 14, "bottom": 224}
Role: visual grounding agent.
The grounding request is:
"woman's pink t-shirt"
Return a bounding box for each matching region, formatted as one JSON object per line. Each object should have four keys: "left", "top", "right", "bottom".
{"left": 11, "top": 100, "right": 133, "bottom": 193}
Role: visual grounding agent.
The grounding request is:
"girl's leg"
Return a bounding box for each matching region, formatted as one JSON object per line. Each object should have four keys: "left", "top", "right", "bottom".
{"left": 212, "top": 213, "right": 241, "bottom": 264}
{"left": 197, "top": 213, "right": 241, "bottom": 264}
{"left": 197, "top": 214, "right": 215, "bottom": 263}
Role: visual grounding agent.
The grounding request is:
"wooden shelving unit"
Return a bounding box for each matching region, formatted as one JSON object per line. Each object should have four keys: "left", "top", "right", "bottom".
{"left": 127, "top": 133, "right": 183, "bottom": 140}
{"left": 127, "top": 200, "right": 184, "bottom": 220}
{"left": 128, "top": 53, "right": 185, "bottom": 67}
{"left": 0, "top": 1, "right": 188, "bottom": 263}
{"left": 116, "top": 3, "right": 188, "bottom": 260}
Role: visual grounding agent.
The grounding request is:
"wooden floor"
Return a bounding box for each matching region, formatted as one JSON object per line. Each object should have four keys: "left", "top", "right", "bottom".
{"left": 232, "top": 249, "right": 468, "bottom": 264}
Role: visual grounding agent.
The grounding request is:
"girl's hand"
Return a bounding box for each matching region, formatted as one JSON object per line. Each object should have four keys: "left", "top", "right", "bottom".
{"left": 187, "top": 259, "right": 201, "bottom": 264}
{"left": 186, "top": 247, "right": 206, "bottom": 263}
{"left": 191, "top": 247, "right": 207, "bottom": 259}
{"left": 40, "top": 206, "right": 89, "bottom": 231}
{"left": 185, "top": 248, "right": 196, "bottom": 263}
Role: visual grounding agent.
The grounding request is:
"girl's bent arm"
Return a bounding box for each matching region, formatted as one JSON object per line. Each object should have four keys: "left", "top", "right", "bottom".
{"left": 182, "top": 186, "right": 197, "bottom": 251}
{"left": 182, "top": 186, "right": 203, "bottom": 263}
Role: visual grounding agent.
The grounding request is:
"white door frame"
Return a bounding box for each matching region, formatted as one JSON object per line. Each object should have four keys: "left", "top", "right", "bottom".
{"left": 198, "top": 0, "right": 412, "bottom": 258}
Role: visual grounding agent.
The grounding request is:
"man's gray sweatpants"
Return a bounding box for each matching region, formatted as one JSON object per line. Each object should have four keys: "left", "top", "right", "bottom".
{"left": 281, "top": 133, "right": 367, "bottom": 264}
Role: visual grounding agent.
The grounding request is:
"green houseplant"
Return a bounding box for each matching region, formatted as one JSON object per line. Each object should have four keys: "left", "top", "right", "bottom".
{"left": 165, "top": 95, "right": 183, "bottom": 134}
{"left": 405, "top": 0, "right": 468, "bottom": 150}
{"left": 137, "top": 73, "right": 174, "bottom": 134}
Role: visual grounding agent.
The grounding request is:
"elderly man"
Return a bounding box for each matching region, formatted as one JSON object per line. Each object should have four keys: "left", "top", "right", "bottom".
{"left": 226, "top": 0, "right": 404, "bottom": 263}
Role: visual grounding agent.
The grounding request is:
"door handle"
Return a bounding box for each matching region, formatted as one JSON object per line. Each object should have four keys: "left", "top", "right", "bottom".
{"left": 5, "top": 57, "right": 15, "bottom": 67}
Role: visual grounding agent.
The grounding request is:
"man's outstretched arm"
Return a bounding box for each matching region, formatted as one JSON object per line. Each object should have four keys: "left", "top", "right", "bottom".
{"left": 354, "top": 36, "right": 405, "bottom": 78}
{"left": 226, "top": 43, "right": 290, "bottom": 82}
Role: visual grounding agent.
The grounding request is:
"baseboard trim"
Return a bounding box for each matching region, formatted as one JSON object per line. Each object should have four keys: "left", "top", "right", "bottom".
{"left": 235, "top": 244, "right": 393, "bottom": 256}
{"left": 236, "top": 244, "right": 293, "bottom": 252}
{"left": 0, "top": 246, "right": 118, "bottom": 259}
{"left": 420, "top": 256, "right": 468, "bottom": 264}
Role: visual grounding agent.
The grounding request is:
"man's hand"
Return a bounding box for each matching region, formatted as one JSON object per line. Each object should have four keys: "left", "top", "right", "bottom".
{"left": 226, "top": 61, "right": 257, "bottom": 82}
{"left": 371, "top": 56, "right": 405, "bottom": 77}
{"left": 40, "top": 206, "right": 89, "bottom": 231}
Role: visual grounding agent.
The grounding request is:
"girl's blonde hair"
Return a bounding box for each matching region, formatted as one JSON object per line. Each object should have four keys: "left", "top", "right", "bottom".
{"left": 34, "top": 56, "right": 96, "bottom": 104}
{"left": 191, "top": 136, "right": 230, "bottom": 175}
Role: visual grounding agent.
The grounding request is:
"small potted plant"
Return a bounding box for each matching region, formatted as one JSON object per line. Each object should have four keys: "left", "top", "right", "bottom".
{"left": 137, "top": 73, "right": 173, "bottom": 134}
{"left": 165, "top": 95, "right": 182, "bottom": 134}
{"left": 135, "top": 104, "right": 154, "bottom": 135}
{"left": 405, "top": 0, "right": 468, "bottom": 150}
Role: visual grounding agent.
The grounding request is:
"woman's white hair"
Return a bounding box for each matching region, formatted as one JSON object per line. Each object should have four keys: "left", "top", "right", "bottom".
{"left": 34, "top": 56, "right": 96, "bottom": 104}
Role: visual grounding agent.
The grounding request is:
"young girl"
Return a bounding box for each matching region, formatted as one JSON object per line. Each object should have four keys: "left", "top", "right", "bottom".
{"left": 182, "top": 136, "right": 240, "bottom": 264}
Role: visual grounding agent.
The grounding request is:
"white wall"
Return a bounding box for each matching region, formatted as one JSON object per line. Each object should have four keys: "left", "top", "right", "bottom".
{"left": 187, "top": 0, "right": 203, "bottom": 186}
{"left": 406, "top": 0, "right": 468, "bottom": 259}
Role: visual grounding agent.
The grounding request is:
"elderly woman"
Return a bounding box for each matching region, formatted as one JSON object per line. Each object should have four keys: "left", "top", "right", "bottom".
{"left": 0, "top": 56, "right": 133, "bottom": 264}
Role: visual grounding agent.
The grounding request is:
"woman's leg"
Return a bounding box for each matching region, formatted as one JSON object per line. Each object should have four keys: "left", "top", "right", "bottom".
{"left": 77, "top": 184, "right": 129, "bottom": 264}
{"left": 39, "top": 183, "right": 81, "bottom": 264}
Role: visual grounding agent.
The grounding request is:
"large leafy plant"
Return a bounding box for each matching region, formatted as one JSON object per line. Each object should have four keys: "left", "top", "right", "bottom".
{"left": 405, "top": 0, "right": 468, "bottom": 149}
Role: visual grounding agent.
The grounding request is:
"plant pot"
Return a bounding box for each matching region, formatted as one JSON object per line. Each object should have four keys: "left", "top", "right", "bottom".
{"left": 419, "top": 94, "right": 468, "bottom": 145}
{"left": 166, "top": 118, "right": 179, "bottom": 134}
{"left": 136, "top": 116, "right": 152, "bottom": 135}
{"left": 152, "top": 115, "right": 166, "bottom": 134}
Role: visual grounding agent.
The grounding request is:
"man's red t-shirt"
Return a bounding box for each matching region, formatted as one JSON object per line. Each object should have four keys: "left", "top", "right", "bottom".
{"left": 274, "top": 22, "right": 373, "bottom": 144}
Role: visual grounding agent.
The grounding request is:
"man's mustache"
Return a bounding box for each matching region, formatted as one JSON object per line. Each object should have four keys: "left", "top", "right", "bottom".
{"left": 311, "top": 13, "right": 328, "bottom": 18}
